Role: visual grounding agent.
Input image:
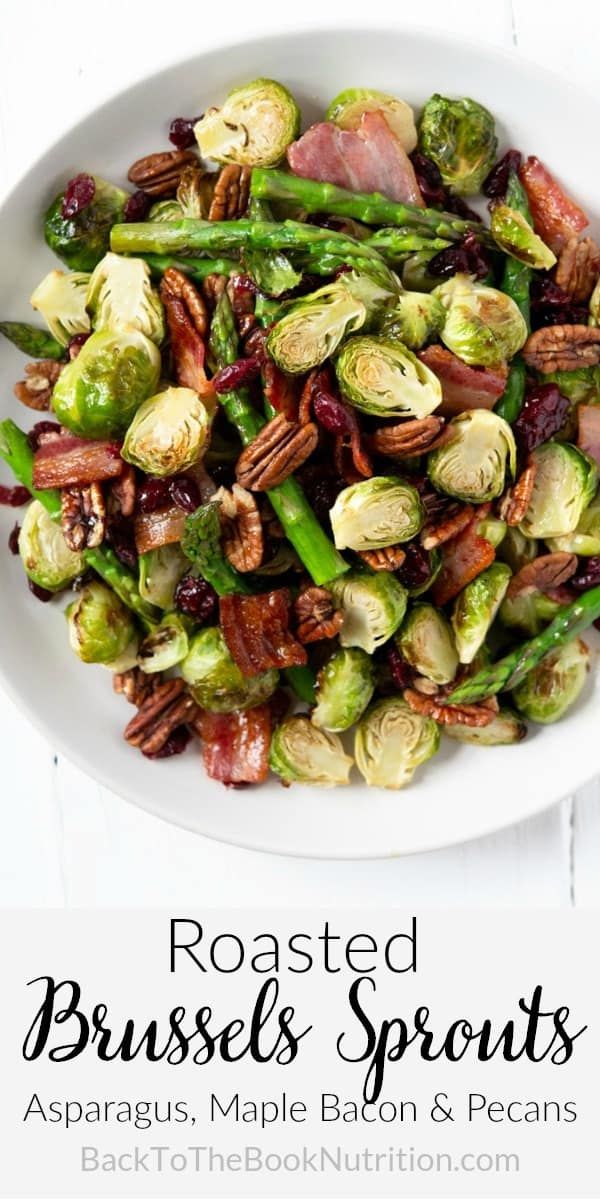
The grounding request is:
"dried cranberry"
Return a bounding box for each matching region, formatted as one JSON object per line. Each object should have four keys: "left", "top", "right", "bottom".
{"left": 27, "top": 421, "right": 62, "bottom": 451}
{"left": 571, "top": 557, "right": 600, "bottom": 592}
{"left": 387, "top": 644, "right": 414, "bottom": 690}
{"left": 297, "top": 465, "right": 345, "bottom": 527}
{"left": 409, "top": 151, "right": 446, "bottom": 207}
{"left": 530, "top": 275, "right": 589, "bottom": 329}
{"left": 513, "top": 383, "right": 570, "bottom": 457}
{"left": 168, "top": 117, "right": 201, "bottom": 150}
{"left": 212, "top": 357, "right": 262, "bottom": 394}
{"left": 28, "top": 579, "right": 53, "bottom": 602}
{"left": 68, "top": 332, "right": 91, "bottom": 359}
{"left": 174, "top": 574, "right": 218, "bottom": 622}
{"left": 169, "top": 475, "right": 200, "bottom": 513}
{"left": 429, "top": 230, "right": 491, "bottom": 281}
{"left": 397, "top": 542, "right": 432, "bottom": 591}
{"left": 61, "top": 173, "right": 95, "bottom": 219}
{"left": 106, "top": 518, "right": 138, "bottom": 571}
{"left": 312, "top": 390, "right": 356, "bottom": 437}
{"left": 0, "top": 484, "right": 29, "bottom": 506}
{"left": 243, "top": 326, "right": 269, "bottom": 364}
{"left": 137, "top": 477, "right": 172, "bottom": 513}
{"left": 209, "top": 463, "right": 236, "bottom": 489}
{"left": 482, "top": 149, "right": 523, "bottom": 200}
{"left": 143, "top": 725, "right": 192, "bottom": 759}
{"left": 123, "top": 190, "right": 152, "bottom": 222}
{"left": 444, "top": 193, "right": 482, "bottom": 223}
{"left": 8, "top": 523, "right": 20, "bottom": 554}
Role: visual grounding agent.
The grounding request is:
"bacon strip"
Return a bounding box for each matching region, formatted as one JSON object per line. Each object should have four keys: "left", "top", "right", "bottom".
{"left": 32, "top": 436, "right": 123, "bottom": 488}
{"left": 519, "top": 156, "right": 588, "bottom": 253}
{"left": 198, "top": 706, "right": 272, "bottom": 785}
{"left": 419, "top": 346, "right": 508, "bottom": 416}
{"left": 578, "top": 405, "right": 600, "bottom": 470}
{"left": 220, "top": 589, "right": 307, "bottom": 676}
{"left": 262, "top": 360, "right": 299, "bottom": 420}
{"left": 134, "top": 506, "right": 186, "bottom": 554}
{"left": 287, "top": 112, "right": 424, "bottom": 205}
{"left": 431, "top": 514, "right": 496, "bottom": 606}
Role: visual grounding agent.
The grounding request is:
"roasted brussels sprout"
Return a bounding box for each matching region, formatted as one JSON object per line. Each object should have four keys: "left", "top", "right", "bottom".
{"left": 444, "top": 707, "right": 527, "bottom": 745}
{"left": 194, "top": 78, "right": 300, "bottom": 167}
{"left": 51, "top": 329, "right": 161, "bottom": 439}
{"left": 490, "top": 205, "right": 556, "bottom": 270}
{"left": 181, "top": 626, "right": 278, "bottom": 712}
{"left": 44, "top": 176, "right": 129, "bottom": 271}
{"left": 434, "top": 274, "right": 528, "bottom": 368}
{"left": 547, "top": 491, "right": 600, "bottom": 556}
{"left": 398, "top": 603, "right": 458, "bottom": 684}
{"left": 513, "top": 638, "right": 590, "bottom": 724}
{"left": 66, "top": 580, "right": 137, "bottom": 666}
{"left": 122, "top": 387, "right": 210, "bottom": 477}
{"left": 418, "top": 94, "right": 497, "bottom": 195}
{"left": 543, "top": 367, "right": 600, "bottom": 407}
{"left": 326, "top": 88, "right": 417, "bottom": 151}
{"left": 451, "top": 562, "right": 512, "bottom": 664}
{"left": 269, "top": 716, "right": 353, "bottom": 786}
{"left": 428, "top": 409, "right": 516, "bottom": 503}
{"left": 148, "top": 199, "right": 184, "bottom": 222}
{"left": 312, "top": 647, "right": 375, "bottom": 732}
{"left": 18, "top": 499, "right": 84, "bottom": 591}
{"left": 335, "top": 335, "right": 442, "bottom": 418}
{"left": 266, "top": 277, "right": 368, "bottom": 374}
{"left": 497, "top": 526, "right": 539, "bottom": 574}
{"left": 401, "top": 251, "right": 439, "bottom": 293}
{"left": 330, "top": 476, "right": 423, "bottom": 551}
{"left": 29, "top": 269, "right": 90, "bottom": 346}
{"left": 475, "top": 513, "right": 507, "bottom": 549}
{"left": 138, "top": 545, "right": 188, "bottom": 610}
{"left": 499, "top": 589, "right": 565, "bottom": 637}
{"left": 519, "top": 442, "right": 598, "bottom": 539}
{"left": 329, "top": 569, "right": 407, "bottom": 654}
{"left": 379, "top": 291, "right": 446, "bottom": 350}
{"left": 355, "top": 697, "right": 440, "bottom": 789}
{"left": 86, "top": 252, "right": 165, "bottom": 344}
{"left": 137, "top": 614, "right": 189, "bottom": 674}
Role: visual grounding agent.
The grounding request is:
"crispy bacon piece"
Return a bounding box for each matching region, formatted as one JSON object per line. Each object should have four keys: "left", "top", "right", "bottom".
{"left": 32, "top": 435, "right": 123, "bottom": 489}
{"left": 419, "top": 345, "right": 508, "bottom": 416}
{"left": 220, "top": 589, "right": 307, "bottom": 676}
{"left": 577, "top": 405, "right": 600, "bottom": 470}
{"left": 198, "top": 706, "right": 272, "bottom": 785}
{"left": 519, "top": 156, "right": 588, "bottom": 253}
{"left": 431, "top": 511, "right": 496, "bottom": 606}
{"left": 262, "top": 359, "right": 300, "bottom": 420}
{"left": 287, "top": 112, "right": 424, "bottom": 205}
{"left": 134, "top": 505, "right": 186, "bottom": 554}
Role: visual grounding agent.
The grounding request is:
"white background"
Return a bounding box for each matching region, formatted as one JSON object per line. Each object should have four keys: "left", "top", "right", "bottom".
{"left": 0, "top": 0, "right": 598, "bottom": 908}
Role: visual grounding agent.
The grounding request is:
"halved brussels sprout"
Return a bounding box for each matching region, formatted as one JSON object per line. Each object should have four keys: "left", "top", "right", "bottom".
{"left": 401, "top": 251, "right": 439, "bottom": 293}
{"left": 269, "top": 716, "right": 353, "bottom": 786}
{"left": 18, "top": 499, "right": 84, "bottom": 591}
{"left": 451, "top": 562, "right": 512, "bottom": 664}
{"left": 355, "top": 697, "right": 440, "bottom": 789}
{"left": 499, "top": 589, "right": 565, "bottom": 637}
{"left": 475, "top": 514, "right": 506, "bottom": 549}
{"left": 512, "top": 638, "right": 590, "bottom": 724}
{"left": 428, "top": 409, "right": 516, "bottom": 503}
{"left": 519, "top": 442, "right": 598, "bottom": 539}
{"left": 194, "top": 78, "right": 300, "bottom": 167}
{"left": 434, "top": 274, "right": 528, "bottom": 368}
{"left": 181, "top": 626, "right": 278, "bottom": 712}
{"left": 398, "top": 603, "right": 458, "bottom": 684}
{"left": 543, "top": 367, "right": 600, "bottom": 407}
{"left": 86, "top": 252, "right": 165, "bottom": 344}
{"left": 418, "top": 94, "right": 497, "bottom": 195}
{"left": 66, "top": 580, "right": 137, "bottom": 665}
{"left": 444, "top": 707, "right": 527, "bottom": 745}
{"left": 330, "top": 476, "right": 423, "bottom": 552}
{"left": 497, "top": 526, "right": 539, "bottom": 574}
{"left": 311, "top": 647, "right": 375, "bottom": 732}
{"left": 266, "top": 277, "right": 368, "bottom": 374}
{"left": 122, "top": 386, "right": 210, "bottom": 477}
{"left": 29, "top": 269, "right": 91, "bottom": 346}
{"left": 490, "top": 205, "right": 556, "bottom": 270}
{"left": 335, "top": 335, "right": 442, "bottom": 418}
{"left": 326, "top": 88, "right": 417, "bottom": 151}
{"left": 546, "top": 491, "right": 600, "bottom": 556}
{"left": 44, "top": 176, "right": 129, "bottom": 271}
{"left": 149, "top": 199, "right": 184, "bottom": 222}
{"left": 138, "top": 545, "right": 188, "bottom": 610}
{"left": 137, "top": 614, "right": 189, "bottom": 674}
{"left": 590, "top": 278, "right": 600, "bottom": 326}
{"left": 379, "top": 291, "right": 446, "bottom": 350}
{"left": 51, "top": 328, "right": 161, "bottom": 439}
{"left": 329, "top": 569, "right": 407, "bottom": 654}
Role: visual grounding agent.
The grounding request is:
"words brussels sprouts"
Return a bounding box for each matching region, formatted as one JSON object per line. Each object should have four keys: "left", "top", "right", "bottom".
{"left": 398, "top": 603, "right": 458, "bottom": 684}
{"left": 428, "top": 409, "right": 516, "bottom": 503}
{"left": 444, "top": 707, "right": 527, "bottom": 746}
{"left": 267, "top": 277, "right": 368, "bottom": 374}
{"left": 379, "top": 292, "right": 446, "bottom": 350}
{"left": 138, "top": 545, "right": 188, "bottom": 611}
{"left": 29, "top": 270, "right": 91, "bottom": 346}
{"left": 66, "top": 580, "right": 137, "bottom": 666}
{"left": 312, "top": 647, "right": 375, "bottom": 733}
{"left": 86, "top": 252, "right": 165, "bottom": 344}
{"left": 329, "top": 570, "right": 407, "bottom": 654}
{"left": 418, "top": 94, "right": 497, "bottom": 195}
{"left": 44, "top": 176, "right": 129, "bottom": 271}
{"left": 330, "top": 476, "right": 423, "bottom": 552}
{"left": 355, "top": 697, "right": 440, "bottom": 789}
{"left": 451, "top": 562, "right": 512, "bottom": 664}
{"left": 326, "top": 88, "right": 418, "bottom": 151}
{"left": 181, "top": 626, "right": 278, "bottom": 712}
{"left": 513, "top": 638, "right": 590, "bottom": 725}
{"left": 434, "top": 274, "right": 528, "bottom": 368}
{"left": 490, "top": 205, "right": 556, "bottom": 270}
{"left": 519, "top": 443, "right": 598, "bottom": 539}
{"left": 51, "top": 329, "right": 161, "bottom": 439}
{"left": 335, "top": 336, "right": 442, "bottom": 418}
{"left": 122, "top": 387, "right": 210, "bottom": 477}
{"left": 195, "top": 79, "right": 300, "bottom": 167}
{"left": 18, "top": 500, "right": 84, "bottom": 591}
{"left": 547, "top": 491, "right": 600, "bottom": 556}
{"left": 269, "top": 716, "right": 353, "bottom": 786}
{"left": 137, "top": 614, "right": 189, "bottom": 674}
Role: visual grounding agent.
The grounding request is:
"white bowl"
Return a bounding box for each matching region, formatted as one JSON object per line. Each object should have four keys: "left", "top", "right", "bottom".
{"left": 0, "top": 26, "right": 598, "bottom": 858}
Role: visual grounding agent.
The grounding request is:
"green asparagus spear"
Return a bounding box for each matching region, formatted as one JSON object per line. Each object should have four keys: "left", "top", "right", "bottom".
{"left": 447, "top": 587, "right": 600, "bottom": 704}
{"left": 0, "top": 322, "right": 66, "bottom": 361}
{"left": 0, "top": 419, "right": 61, "bottom": 518}
{"left": 366, "top": 229, "right": 452, "bottom": 260}
{"left": 141, "top": 253, "right": 240, "bottom": 282}
{"left": 244, "top": 197, "right": 302, "bottom": 295}
{"left": 494, "top": 171, "right": 532, "bottom": 424}
{"left": 83, "top": 547, "right": 159, "bottom": 629}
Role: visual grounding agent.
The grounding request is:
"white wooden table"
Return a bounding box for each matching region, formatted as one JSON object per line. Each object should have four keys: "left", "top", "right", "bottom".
{"left": 1, "top": 0, "right": 598, "bottom": 908}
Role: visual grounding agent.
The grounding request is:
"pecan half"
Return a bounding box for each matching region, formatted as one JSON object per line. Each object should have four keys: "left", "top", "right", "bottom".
{"left": 124, "top": 678, "right": 200, "bottom": 756}
{"left": 13, "top": 360, "right": 62, "bottom": 410}
{"left": 523, "top": 324, "right": 600, "bottom": 373}
{"left": 369, "top": 415, "right": 445, "bottom": 459}
{"left": 202, "top": 273, "right": 228, "bottom": 310}
{"left": 420, "top": 503, "right": 474, "bottom": 551}
{"left": 404, "top": 687, "right": 498, "bottom": 727}
{"left": 358, "top": 545, "right": 407, "bottom": 571}
{"left": 161, "top": 266, "right": 208, "bottom": 338}
{"left": 160, "top": 268, "right": 214, "bottom": 404}
{"left": 236, "top": 413, "right": 319, "bottom": 491}
{"left": 555, "top": 236, "right": 600, "bottom": 303}
{"left": 107, "top": 463, "right": 136, "bottom": 519}
{"left": 215, "top": 483, "right": 263, "bottom": 572}
{"left": 498, "top": 461, "right": 536, "bottom": 526}
{"left": 294, "top": 586, "right": 343, "bottom": 644}
{"left": 61, "top": 482, "right": 106, "bottom": 551}
{"left": 208, "top": 165, "right": 251, "bottom": 221}
{"left": 506, "top": 551, "right": 578, "bottom": 600}
{"left": 127, "top": 149, "right": 198, "bottom": 196}
{"left": 113, "top": 667, "right": 159, "bottom": 707}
